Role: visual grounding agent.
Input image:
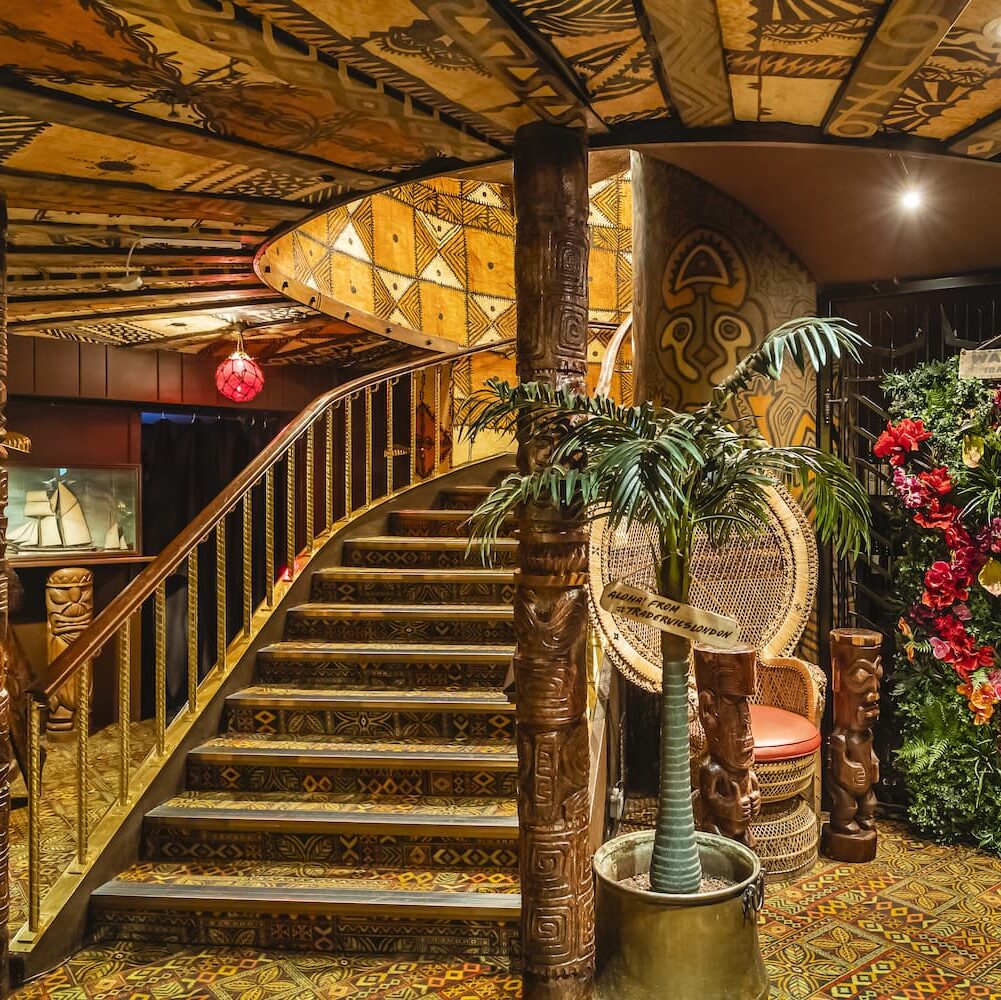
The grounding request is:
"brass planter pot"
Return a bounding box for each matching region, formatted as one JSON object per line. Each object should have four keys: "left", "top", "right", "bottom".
{"left": 594, "top": 830, "right": 769, "bottom": 999}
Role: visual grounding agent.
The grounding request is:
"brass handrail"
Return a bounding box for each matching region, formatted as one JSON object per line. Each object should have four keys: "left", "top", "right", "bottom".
{"left": 34, "top": 339, "right": 512, "bottom": 702}
{"left": 18, "top": 336, "right": 515, "bottom": 948}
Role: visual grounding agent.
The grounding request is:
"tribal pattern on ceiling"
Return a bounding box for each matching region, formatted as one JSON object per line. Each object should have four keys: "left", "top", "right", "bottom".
{"left": 3, "top": 0, "right": 1001, "bottom": 368}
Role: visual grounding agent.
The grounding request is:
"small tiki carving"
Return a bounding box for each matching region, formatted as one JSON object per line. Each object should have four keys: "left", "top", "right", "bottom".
{"left": 694, "top": 644, "right": 761, "bottom": 848}
{"left": 822, "top": 628, "right": 882, "bottom": 863}
{"left": 45, "top": 567, "right": 93, "bottom": 737}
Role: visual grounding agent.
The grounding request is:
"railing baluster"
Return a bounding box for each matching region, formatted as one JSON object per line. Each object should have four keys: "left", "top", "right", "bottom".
{"left": 266, "top": 468, "right": 275, "bottom": 607}
{"left": 345, "top": 397, "right": 353, "bottom": 515}
{"left": 28, "top": 699, "right": 42, "bottom": 933}
{"left": 365, "top": 387, "right": 373, "bottom": 507}
{"left": 325, "top": 407, "right": 334, "bottom": 529}
{"left": 187, "top": 549, "right": 198, "bottom": 713}
{"left": 305, "top": 426, "right": 315, "bottom": 552}
{"left": 434, "top": 364, "right": 442, "bottom": 473}
{"left": 386, "top": 378, "right": 395, "bottom": 495}
{"left": 154, "top": 581, "right": 166, "bottom": 756}
{"left": 216, "top": 522, "right": 226, "bottom": 672}
{"left": 410, "top": 373, "right": 417, "bottom": 484}
{"left": 76, "top": 658, "right": 90, "bottom": 866}
{"left": 243, "top": 494, "right": 252, "bottom": 635}
{"left": 286, "top": 445, "right": 296, "bottom": 574}
{"left": 118, "top": 620, "right": 130, "bottom": 804}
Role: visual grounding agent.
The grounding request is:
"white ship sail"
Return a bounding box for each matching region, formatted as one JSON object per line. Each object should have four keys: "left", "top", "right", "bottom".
{"left": 55, "top": 483, "right": 91, "bottom": 547}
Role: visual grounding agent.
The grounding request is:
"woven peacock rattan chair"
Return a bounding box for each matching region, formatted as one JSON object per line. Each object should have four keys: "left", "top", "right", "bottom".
{"left": 589, "top": 481, "right": 825, "bottom": 881}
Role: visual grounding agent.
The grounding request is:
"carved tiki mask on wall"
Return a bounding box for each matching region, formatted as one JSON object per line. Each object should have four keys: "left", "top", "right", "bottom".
{"left": 659, "top": 226, "right": 767, "bottom": 411}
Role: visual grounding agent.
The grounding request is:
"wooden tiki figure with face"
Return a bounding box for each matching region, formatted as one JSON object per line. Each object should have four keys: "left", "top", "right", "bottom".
{"left": 694, "top": 644, "right": 761, "bottom": 848}
{"left": 822, "top": 628, "right": 883, "bottom": 862}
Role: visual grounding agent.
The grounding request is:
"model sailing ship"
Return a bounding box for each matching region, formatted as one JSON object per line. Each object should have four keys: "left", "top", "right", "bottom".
{"left": 8, "top": 480, "right": 129, "bottom": 553}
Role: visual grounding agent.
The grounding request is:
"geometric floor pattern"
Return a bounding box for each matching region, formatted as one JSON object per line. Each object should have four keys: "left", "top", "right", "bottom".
{"left": 14, "top": 819, "right": 1001, "bottom": 998}
{"left": 8, "top": 721, "right": 157, "bottom": 934}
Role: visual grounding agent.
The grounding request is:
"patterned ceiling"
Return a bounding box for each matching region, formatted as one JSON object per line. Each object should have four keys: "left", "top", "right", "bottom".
{"left": 3, "top": 0, "right": 1001, "bottom": 371}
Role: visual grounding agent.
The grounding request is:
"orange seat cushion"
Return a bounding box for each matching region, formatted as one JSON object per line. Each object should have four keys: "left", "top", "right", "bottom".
{"left": 750, "top": 704, "right": 821, "bottom": 763}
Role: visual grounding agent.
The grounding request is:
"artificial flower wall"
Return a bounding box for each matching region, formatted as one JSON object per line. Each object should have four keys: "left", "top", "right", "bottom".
{"left": 874, "top": 358, "right": 1001, "bottom": 852}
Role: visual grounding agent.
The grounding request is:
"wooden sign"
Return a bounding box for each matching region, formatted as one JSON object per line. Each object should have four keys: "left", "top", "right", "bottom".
{"left": 600, "top": 580, "right": 740, "bottom": 648}
{"left": 959, "top": 348, "right": 1001, "bottom": 381}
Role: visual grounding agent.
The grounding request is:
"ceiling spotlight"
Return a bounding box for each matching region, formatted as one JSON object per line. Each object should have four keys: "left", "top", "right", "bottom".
{"left": 900, "top": 187, "right": 924, "bottom": 212}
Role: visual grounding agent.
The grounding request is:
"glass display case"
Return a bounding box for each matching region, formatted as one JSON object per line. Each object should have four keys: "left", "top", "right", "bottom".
{"left": 7, "top": 464, "right": 140, "bottom": 563}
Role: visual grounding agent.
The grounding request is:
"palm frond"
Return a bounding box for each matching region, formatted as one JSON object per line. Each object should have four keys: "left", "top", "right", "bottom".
{"left": 710, "top": 318, "right": 865, "bottom": 409}
{"left": 747, "top": 445, "right": 872, "bottom": 558}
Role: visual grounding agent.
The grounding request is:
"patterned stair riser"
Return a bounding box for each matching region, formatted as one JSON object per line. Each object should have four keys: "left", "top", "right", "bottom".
{"left": 89, "top": 909, "right": 520, "bottom": 958}
{"left": 342, "top": 543, "right": 516, "bottom": 569}
{"left": 225, "top": 705, "right": 515, "bottom": 740}
{"left": 257, "top": 656, "right": 510, "bottom": 691}
{"left": 186, "top": 761, "right": 518, "bottom": 798}
{"left": 436, "top": 488, "right": 494, "bottom": 511}
{"left": 142, "top": 824, "right": 518, "bottom": 870}
{"left": 387, "top": 512, "right": 515, "bottom": 538}
{"left": 309, "top": 577, "right": 515, "bottom": 604}
{"left": 284, "top": 614, "right": 514, "bottom": 645}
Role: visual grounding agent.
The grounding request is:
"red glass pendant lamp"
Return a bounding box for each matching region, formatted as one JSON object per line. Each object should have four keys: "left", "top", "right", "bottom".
{"left": 215, "top": 333, "right": 264, "bottom": 403}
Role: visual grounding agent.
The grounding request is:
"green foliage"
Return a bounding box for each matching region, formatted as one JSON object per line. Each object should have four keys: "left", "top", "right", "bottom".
{"left": 458, "top": 317, "right": 872, "bottom": 564}
{"left": 882, "top": 359, "right": 1001, "bottom": 854}
{"left": 457, "top": 315, "right": 872, "bottom": 894}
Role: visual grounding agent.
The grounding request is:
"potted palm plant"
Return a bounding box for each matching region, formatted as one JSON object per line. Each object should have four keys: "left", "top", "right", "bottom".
{"left": 459, "top": 318, "right": 871, "bottom": 999}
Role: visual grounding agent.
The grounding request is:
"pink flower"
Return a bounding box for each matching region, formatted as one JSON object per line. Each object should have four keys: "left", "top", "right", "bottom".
{"left": 892, "top": 468, "right": 929, "bottom": 509}
{"left": 930, "top": 637, "right": 951, "bottom": 660}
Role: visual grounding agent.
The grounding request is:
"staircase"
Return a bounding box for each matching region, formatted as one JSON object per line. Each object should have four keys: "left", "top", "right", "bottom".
{"left": 88, "top": 480, "right": 522, "bottom": 961}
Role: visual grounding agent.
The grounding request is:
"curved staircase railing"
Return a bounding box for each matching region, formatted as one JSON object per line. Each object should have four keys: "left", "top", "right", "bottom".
{"left": 16, "top": 338, "right": 514, "bottom": 951}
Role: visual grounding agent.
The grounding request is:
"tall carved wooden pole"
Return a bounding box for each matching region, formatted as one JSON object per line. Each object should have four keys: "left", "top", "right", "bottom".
{"left": 0, "top": 197, "right": 11, "bottom": 995}
{"left": 513, "top": 122, "right": 593, "bottom": 1000}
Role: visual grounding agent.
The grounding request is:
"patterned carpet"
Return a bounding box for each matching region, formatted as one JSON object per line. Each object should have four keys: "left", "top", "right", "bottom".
{"left": 9, "top": 721, "right": 157, "bottom": 934}
{"left": 14, "top": 818, "right": 1001, "bottom": 999}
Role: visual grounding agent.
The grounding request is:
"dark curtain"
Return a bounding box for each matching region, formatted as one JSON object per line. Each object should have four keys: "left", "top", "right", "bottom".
{"left": 140, "top": 413, "right": 282, "bottom": 718}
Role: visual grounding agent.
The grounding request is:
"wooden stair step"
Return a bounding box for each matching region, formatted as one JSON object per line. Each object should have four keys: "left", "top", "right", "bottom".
{"left": 143, "top": 792, "right": 518, "bottom": 866}
{"left": 90, "top": 864, "right": 520, "bottom": 955}
{"left": 95, "top": 860, "right": 520, "bottom": 898}
{"left": 256, "top": 641, "right": 513, "bottom": 689}
{"left": 309, "top": 567, "right": 514, "bottom": 604}
{"left": 342, "top": 536, "right": 516, "bottom": 569}
{"left": 437, "top": 485, "right": 495, "bottom": 511}
{"left": 186, "top": 735, "right": 517, "bottom": 797}
{"left": 284, "top": 603, "right": 514, "bottom": 644}
{"left": 224, "top": 686, "right": 515, "bottom": 739}
{"left": 388, "top": 509, "right": 514, "bottom": 538}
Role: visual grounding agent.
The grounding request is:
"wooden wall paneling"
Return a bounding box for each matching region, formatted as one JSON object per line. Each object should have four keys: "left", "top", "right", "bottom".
{"left": 156, "top": 351, "right": 183, "bottom": 405}
{"left": 78, "top": 342, "right": 108, "bottom": 400}
{"left": 32, "top": 338, "right": 80, "bottom": 398}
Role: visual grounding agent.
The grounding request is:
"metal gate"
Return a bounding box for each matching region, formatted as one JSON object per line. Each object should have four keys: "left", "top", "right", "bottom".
{"left": 820, "top": 275, "right": 1001, "bottom": 802}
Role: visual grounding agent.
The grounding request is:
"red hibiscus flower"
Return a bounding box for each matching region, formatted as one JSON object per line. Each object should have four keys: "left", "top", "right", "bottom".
{"left": 918, "top": 466, "right": 952, "bottom": 496}
{"left": 914, "top": 498, "right": 961, "bottom": 532}
{"left": 874, "top": 418, "right": 932, "bottom": 467}
{"left": 922, "top": 560, "right": 970, "bottom": 609}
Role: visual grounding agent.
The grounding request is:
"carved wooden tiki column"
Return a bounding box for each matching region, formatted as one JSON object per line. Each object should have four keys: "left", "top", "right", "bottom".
{"left": 0, "top": 196, "right": 12, "bottom": 994}
{"left": 513, "top": 122, "right": 593, "bottom": 1000}
{"left": 45, "top": 568, "right": 94, "bottom": 737}
{"left": 822, "top": 628, "right": 882, "bottom": 863}
{"left": 694, "top": 644, "right": 761, "bottom": 848}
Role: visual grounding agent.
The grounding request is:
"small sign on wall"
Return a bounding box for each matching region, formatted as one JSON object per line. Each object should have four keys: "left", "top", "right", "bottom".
{"left": 959, "top": 348, "right": 1001, "bottom": 381}
{"left": 600, "top": 580, "right": 740, "bottom": 648}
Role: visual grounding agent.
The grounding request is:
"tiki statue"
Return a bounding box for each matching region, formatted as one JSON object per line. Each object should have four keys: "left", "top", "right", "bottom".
{"left": 822, "top": 628, "right": 882, "bottom": 863}
{"left": 694, "top": 644, "right": 761, "bottom": 848}
{"left": 45, "top": 567, "right": 93, "bottom": 737}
